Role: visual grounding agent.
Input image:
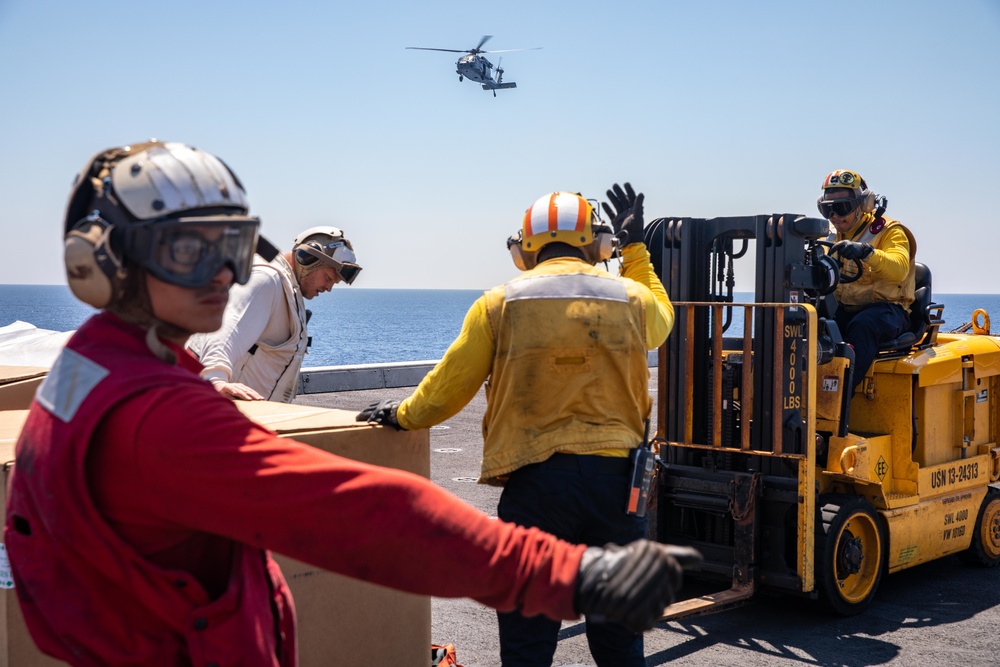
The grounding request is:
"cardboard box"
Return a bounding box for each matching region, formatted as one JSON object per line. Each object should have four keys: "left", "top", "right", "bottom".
{"left": 237, "top": 401, "right": 432, "bottom": 667}
{"left": 0, "top": 402, "right": 431, "bottom": 667}
{"left": 0, "top": 367, "right": 47, "bottom": 412}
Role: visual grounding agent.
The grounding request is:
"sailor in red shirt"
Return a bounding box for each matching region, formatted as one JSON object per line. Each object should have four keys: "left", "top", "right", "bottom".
{"left": 4, "top": 141, "right": 700, "bottom": 667}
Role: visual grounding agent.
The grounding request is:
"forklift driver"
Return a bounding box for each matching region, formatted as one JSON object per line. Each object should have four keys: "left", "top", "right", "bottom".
{"left": 818, "top": 169, "right": 917, "bottom": 391}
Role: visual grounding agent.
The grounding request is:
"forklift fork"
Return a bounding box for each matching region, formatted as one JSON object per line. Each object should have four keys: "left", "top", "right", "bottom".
{"left": 660, "top": 472, "right": 759, "bottom": 621}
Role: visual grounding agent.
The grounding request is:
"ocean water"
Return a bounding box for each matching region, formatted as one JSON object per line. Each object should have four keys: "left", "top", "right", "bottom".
{"left": 1, "top": 285, "right": 998, "bottom": 368}
{"left": 0, "top": 285, "right": 482, "bottom": 367}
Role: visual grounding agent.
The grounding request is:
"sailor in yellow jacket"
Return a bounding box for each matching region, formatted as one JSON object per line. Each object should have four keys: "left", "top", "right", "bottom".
{"left": 359, "top": 184, "right": 673, "bottom": 667}
{"left": 819, "top": 170, "right": 916, "bottom": 390}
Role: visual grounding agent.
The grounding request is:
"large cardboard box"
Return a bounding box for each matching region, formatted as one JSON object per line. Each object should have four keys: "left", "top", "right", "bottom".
{"left": 0, "top": 402, "right": 431, "bottom": 667}
{"left": 0, "top": 367, "right": 47, "bottom": 412}
{"left": 237, "top": 401, "right": 432, "bottom": 667}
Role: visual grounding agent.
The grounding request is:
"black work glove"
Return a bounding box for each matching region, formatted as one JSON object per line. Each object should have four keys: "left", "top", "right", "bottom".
{"left": 830, "top": 240, "right": 874, "bottom": 261}
{"left": 356, "top": 399, "right": 404, "bottom": 430}
{"left": 601, "top": 182, "right": 646, "bottom": 249}
{"left": 574, "top": 539, "right": 702, "bottom": 633}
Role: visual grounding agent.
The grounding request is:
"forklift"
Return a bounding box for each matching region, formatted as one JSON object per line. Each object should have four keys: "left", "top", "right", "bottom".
{"left": 644, "top": 213, "right": 1000, "bottom": 617}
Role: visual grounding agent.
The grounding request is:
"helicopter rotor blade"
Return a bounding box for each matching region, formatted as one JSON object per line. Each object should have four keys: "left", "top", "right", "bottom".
{"left": 480, "top": 47, "right": 543, "bottom": 53}
{"left": 474, "top": 35, "right": 493, "bottom": 52}
{"left": 405, "top": 47, "right": 470, "bottom": 53}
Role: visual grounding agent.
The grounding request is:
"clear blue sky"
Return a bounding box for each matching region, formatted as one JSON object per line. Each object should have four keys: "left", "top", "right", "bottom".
{"left": 1, "top": 0, "right": 997, "bottom": 292}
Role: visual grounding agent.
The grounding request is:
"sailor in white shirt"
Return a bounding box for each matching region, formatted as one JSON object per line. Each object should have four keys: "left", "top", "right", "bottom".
{"left": 188, "top": 227, "right": 362, "bottom": 402}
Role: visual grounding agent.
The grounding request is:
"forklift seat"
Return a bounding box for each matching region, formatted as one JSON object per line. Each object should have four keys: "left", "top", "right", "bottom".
{"left": 878, "top": 262, "right": 943, "bottom": 354}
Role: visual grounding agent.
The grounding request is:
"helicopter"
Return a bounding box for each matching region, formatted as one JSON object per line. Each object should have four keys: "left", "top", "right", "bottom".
{"left": 406, "top": 35, "right": 541, "bottom": 97}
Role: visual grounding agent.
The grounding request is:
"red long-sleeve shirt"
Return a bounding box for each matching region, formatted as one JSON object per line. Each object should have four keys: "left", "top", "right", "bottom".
{"left": 88, "top": 376, "right": 584, "bottom": 613}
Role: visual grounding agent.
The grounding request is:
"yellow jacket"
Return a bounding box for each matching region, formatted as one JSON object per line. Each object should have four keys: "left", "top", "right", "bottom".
{"left": 397, "top": 243, "right": 673, "bottom": 484}
{"left": 834, "top": 213, "right": 917, "bottom": 312}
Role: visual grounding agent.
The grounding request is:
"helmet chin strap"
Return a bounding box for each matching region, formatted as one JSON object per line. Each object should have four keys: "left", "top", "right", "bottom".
{"left": 145, "top": 324, "right": 179, "bottom": 365}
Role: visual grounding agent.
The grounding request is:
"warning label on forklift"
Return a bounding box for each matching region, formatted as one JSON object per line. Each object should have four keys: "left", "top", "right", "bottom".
{"left": 822, "top": 376, "right": 839, "bottom": 392}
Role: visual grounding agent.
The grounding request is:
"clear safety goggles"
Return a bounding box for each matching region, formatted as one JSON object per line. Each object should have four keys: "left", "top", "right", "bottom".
{"left": 127, "top": 216, "right": 260, "bottom": 288}
{"left": 296, "top": 239, "right": 363, "bottom": 285}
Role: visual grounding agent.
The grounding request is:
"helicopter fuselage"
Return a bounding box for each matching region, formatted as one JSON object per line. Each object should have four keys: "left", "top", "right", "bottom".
{"left": 456, "top": 54, "right": 495, "bottom": 85}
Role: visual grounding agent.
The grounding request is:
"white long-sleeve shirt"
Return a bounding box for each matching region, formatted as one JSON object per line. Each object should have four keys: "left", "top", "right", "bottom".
{"left": 187, "top": 254, "right": 309, "bottom": 402}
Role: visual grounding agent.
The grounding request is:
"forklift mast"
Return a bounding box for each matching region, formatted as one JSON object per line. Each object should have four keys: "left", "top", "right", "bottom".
{"left": 643, "top": 214, "right": 838, "bottom": 617}
{"left": 647, "top": 214, "right": 834, "bottom": 453}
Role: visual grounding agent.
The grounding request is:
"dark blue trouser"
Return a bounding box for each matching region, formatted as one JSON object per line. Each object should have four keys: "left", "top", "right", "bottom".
{"left": 496, "top": 453, "right": 648, "bottom": 667}
{"left": 835, "top": 302, "right": 910, "bottom": 389}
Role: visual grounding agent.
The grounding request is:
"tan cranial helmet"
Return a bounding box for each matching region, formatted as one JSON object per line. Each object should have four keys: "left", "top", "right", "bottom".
{"left": 63, "top": 141, "right": 260, "bottom": 308}
{"left": 292, "top": 226, "right": 362, "bottom": 284}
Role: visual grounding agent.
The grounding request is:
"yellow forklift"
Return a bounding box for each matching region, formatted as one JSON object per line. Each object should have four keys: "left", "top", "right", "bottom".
{"left": 645, "top": 213, "right": 1000, "bottom": 617}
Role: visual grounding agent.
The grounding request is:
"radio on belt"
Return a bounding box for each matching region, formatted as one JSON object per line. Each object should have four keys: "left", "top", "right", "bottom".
{"left": 626, "top": 420, "right": 655, "bottom": 517}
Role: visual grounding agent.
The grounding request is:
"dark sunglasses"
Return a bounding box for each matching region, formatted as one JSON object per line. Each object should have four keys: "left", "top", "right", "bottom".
{"left": 818, "top": 199, "right": 858, "bottom": 218}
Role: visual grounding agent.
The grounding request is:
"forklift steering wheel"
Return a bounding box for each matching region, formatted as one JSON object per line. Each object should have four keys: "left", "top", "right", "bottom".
{"left": 816, "top": 240, "right": 864, "bottom": 285}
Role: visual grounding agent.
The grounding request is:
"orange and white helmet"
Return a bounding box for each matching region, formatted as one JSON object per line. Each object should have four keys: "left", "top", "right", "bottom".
{"left": 507, "top": 192, "right": 614, "bottom": 270}
{"left": 817, "top": 169, "right": 876, "bottom": 218}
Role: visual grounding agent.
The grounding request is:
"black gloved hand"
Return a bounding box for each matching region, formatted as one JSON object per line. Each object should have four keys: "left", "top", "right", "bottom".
{"left": 356, "top": 399, "right": 404, "bottom": 430}
{"left": 830, "top": 240, "right": 874, "bottom": 261}
{"left": 574, "top": 539, "right": 702, "bottom": 633}
{"left": 601, "top": 182, "right": 645, "bottom": 249}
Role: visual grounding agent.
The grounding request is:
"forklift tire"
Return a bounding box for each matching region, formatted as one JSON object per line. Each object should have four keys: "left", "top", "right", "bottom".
{"left": 959, "top": 486, "right": 1000, "bottom": 567}
{"left": 816, "top": 495, "right": 885, "bottom": 615}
